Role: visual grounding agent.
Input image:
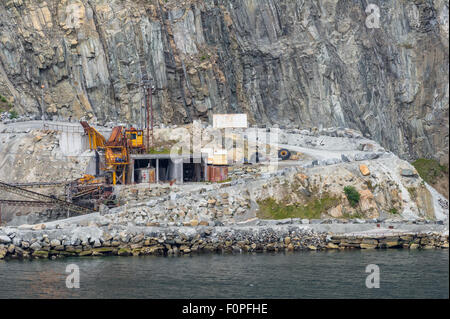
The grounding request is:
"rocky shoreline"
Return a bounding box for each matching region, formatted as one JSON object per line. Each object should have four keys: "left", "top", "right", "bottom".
{"left": 1, "top": 222, "right": 448, "bottom": 260}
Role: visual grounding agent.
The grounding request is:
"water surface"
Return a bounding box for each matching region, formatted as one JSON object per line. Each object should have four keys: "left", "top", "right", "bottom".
{"left": 0, "top": 250, "right": 448, "bottom": 298}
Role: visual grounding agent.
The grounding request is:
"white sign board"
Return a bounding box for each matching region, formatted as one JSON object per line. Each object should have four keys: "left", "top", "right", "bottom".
{"left": 213, "top": 114, "right": 248, "bottom": 128}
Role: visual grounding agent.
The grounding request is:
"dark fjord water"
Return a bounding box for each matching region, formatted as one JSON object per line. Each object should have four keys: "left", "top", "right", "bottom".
{"left": 0, "top": 249, "right": 448, "bottom": 299}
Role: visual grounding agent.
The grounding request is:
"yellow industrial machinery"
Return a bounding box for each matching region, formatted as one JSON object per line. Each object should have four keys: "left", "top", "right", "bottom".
{"left": 78, "top": 174, "right": 100, "bottom": 184}
{"left": 80, "top": 121, "right": 106, "bottom": 149}
{"left": 81, "top": 122, "right": 140, "bottom": 185}
{"left": 124, "top": 128, "right": 145, "bottom": 153}
{"left": 105, "top": 146, "right": 129, "bottom": 185}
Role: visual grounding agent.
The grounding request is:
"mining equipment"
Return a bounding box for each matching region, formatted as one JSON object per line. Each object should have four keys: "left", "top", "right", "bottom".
{"left": 80, "top": 121, "right": 146, "bottom": 185}
{"left": 278, "top": 148, "right": 291, "bottom": 160}
{"left": 124, "top": 128, "right": 146, "bottom": 153}
{"left": 0, "top": 122, "right": 143, "bottom": 218}
{"left": 66, "top": 175, "right": 117, "bottom": 210}
{"left": 0, "top": 180, "right": 93, "bottom": 215}
{"left": 0, "top": 175, "right": 119, "bottom": 220}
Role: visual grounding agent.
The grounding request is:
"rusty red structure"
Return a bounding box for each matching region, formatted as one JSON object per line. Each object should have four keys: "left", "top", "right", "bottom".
{"left": 207, "top": 166, "right": 229, "bottom": 182}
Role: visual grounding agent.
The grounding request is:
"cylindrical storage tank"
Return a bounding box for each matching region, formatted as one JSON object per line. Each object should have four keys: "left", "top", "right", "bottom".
{"left": 139, "top": 168, "right": 155, "bottom": 183}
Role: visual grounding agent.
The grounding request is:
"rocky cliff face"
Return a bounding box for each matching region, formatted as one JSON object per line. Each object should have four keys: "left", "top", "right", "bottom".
{"left": 0, "top": 0, "right": 448, "bottom": 163}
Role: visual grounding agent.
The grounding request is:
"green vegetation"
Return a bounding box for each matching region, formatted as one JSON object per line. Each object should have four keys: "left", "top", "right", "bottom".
{"left": 389, "top": 208, "right": 399, "bottom": 214}
{"left": 411, "top": 158, "right": 448, "bottom": 185}
{"left": 344, "top": 186, "right": 360, "bottom": 208}
{"left": 0, "top": 94, "right": 14, "bottom": 114}
{"left": 366, "top": 180, "right": 377, "bottom": 192}
{"left": 217, "top": 177, "right": 232, "bottom": 184}
{"left": 8, "top": 109, "right": 18, "bottom": 119}
{"left": 147, "top": 147, "right": 171, "bottom": 154}
{"left": 148, "top": 147, "right": 186, "bottom": 155}
{"left": 200, "top": 54, "right": 209, "bottom": 61}
{"left": 257, "top": 195, "right": 340, "bottom": 220}
{"left": 407, "top": 187, "right": 417, "bottom": 199}
{"left": 342, "top": 211, "right": 364, "bottom": 219}
{"left": 146, "top": 139, "right": 182, "bottom": 155}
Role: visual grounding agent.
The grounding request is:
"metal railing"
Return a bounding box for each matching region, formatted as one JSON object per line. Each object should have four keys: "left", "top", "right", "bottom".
{"left": 43, "top": 122, "right": 85, "bottom": 133}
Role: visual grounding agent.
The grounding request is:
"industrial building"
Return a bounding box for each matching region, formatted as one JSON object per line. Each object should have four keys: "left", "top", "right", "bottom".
{"left": 130, "top": 153, "right": 208, "bottom": 184}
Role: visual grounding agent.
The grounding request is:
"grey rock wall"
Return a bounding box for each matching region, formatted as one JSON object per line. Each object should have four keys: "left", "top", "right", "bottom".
{"left": 0, "top": 0, "right": 448, "bottom": 163}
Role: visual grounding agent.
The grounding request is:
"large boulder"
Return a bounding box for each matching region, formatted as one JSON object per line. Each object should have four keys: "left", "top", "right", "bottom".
{"left": 30, "top": 242, "right": 42, "bottom": 251}
{"left": 341, "top": 154, "right": 350, "bottom": 162}
{"left": 328, "top": 205, "right": 343, "bottom": 218}
{"left": 32, "top": 224, "right": 46, "bottom": 230}
{"left": 50, "top": 239, "right": 61, "bottom": 247}
{"left": 354, "top": 153, "right": 380, "bottom": 161}
{"left": 400, "top": 169, "right": 417, "bottom": 177}
{"left": 70, "top": 226, "right": 103, "bottom": 245}
{"left": 0, "top": 246, "right": 7, "bottom": 259}
{"left": 0, "top": 235, "right": 11, "bottom": 244}
{"left": 359, "top": 164, "right": 370, "bottom": 176}
{"left": 190, "top": 219, "right": 199, "bottom": 227}
{"left": 359, "top": 189, "right": 379, "bottom": 218}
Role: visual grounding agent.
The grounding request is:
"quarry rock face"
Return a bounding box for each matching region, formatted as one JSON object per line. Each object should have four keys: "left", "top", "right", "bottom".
{"left": 0, "top": 0, "right": 448, "bottom": 164}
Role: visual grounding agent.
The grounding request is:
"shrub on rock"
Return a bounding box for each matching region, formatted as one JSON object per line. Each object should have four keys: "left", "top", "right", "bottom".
{"left": 344, "top": 186, "right": 360, "bottom": 208}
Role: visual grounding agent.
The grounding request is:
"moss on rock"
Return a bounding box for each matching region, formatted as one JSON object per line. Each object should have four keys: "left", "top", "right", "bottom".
{"left": 257, "top": 195, "right": 339, "bottom": 220}
{"left": 32, "top": 250, "right": 49, "bottom": 258}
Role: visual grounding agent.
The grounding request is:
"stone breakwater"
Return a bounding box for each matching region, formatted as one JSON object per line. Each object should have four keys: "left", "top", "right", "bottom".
{"left": 0, "top": 224, "right": 448, "bottom": 260}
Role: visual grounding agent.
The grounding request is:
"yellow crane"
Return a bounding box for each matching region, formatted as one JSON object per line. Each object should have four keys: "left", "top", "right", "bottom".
{"left": 80, "top": 122, "right": 143, "bottom": 185}
{"left": 80, "top": 121, "right": 106, "bottom": 150}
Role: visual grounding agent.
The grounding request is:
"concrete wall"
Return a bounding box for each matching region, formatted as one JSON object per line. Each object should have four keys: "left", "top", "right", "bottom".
{"left": 59, "top": 131, "right": 88, "bottom": 156}
{"left": 85, "top": 154, "right": 98, "bottom": 176}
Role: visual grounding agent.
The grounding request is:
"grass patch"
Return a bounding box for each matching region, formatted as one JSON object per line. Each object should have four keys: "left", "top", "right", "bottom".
{"left": 412, "top": 158, "right": 448, "bottom": 185}
{"left": 0, "top": 94, "right": 13, "bottom": 113}
{"left": 8, "top": 109, "right": 18, "bottom": 119}
{"left": 389, "top": 208, "right": 399, "bottom": 214}
{"left": 344, "top": 186, "right": 360, "bottom": 207}
{"left": 257, "top": 195, "right": 340, "bottom": 220}
{"left": 0, "top": 94, "right": 16, "bottom": 117}
{"left": 147, "top": 147, "right": 171, "bottom": 154}
{"left": 407, "top": 187, "right": 417, "bottom": 199}
{"left": 342, "top": 211, "right": 364, "bottom": 219}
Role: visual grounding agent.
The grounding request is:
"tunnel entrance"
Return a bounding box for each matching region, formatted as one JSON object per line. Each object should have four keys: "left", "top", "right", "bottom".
{"left": 130, "top": 154, "right": 207, "bottom": 184}
{"left": 183, "top": 162, "right": 204, "bottom": 182}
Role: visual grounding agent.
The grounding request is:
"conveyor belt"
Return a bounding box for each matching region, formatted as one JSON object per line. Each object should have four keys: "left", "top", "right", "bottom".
{"left": 0, "top": 181, "right": 93, "bottom": 214}
{"left": 9, "top": 181, "right": 70, "bottom": 188}
{"left": 71, "top": 186, "right": 100, "bottom": 199}
{"left": 0, "top": 199, "right": 60, "bottom": 208}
